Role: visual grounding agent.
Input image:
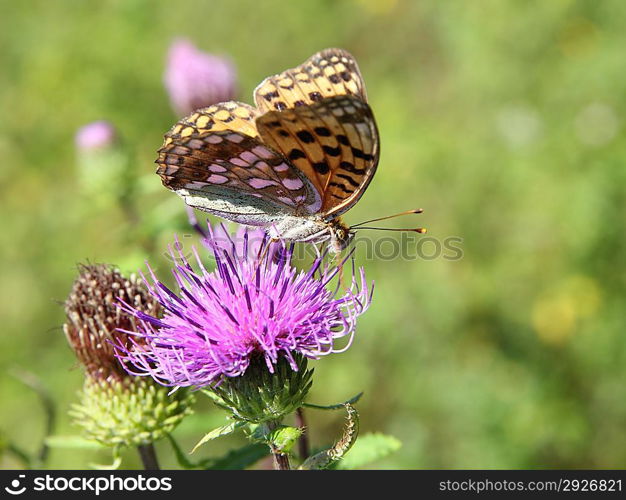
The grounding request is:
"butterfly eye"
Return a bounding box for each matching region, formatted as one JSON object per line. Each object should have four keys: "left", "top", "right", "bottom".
{"left": 333, "top": 228, "right": 354, "bottom": 251}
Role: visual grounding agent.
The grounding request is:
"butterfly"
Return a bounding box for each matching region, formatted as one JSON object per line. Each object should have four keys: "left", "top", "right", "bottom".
{"left": 156, "top": 48, "right": 379, "bottom": 253}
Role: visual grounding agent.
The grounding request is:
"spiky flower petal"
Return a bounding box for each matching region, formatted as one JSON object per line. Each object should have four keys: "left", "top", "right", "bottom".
{"left": 116, "top": 225, "right": 373, "bottom": 389}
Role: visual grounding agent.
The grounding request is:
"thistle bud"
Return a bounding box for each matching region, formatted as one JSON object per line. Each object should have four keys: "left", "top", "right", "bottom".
{"left": 69, "top": 376, "right": 192, "bottom": 448}
{"left": 75, "top": 121, "right": 117, "bottom": 151}
{"left": 209, "top": 354, "right": 313, "bottom": 424}
{"left": 64, "top": 264, "right": 193, "bottom": 448}
{"left": 64, "top": 264, "right": 157, "bottom": 380}
{"left": 74, "top": 121, "right": 133, "bottom": 207}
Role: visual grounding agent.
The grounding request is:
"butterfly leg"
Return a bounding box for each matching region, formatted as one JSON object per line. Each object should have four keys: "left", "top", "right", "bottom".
{"left": 254, "top": 236, "right": 280, "bottom": 274}
{"left": 335, "top": 252, "right": 346, "bottom": 290}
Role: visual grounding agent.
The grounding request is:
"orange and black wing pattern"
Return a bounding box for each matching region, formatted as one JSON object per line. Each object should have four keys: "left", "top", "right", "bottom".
{"left": 254, "top": 49, "right": 378, "bottom": 217}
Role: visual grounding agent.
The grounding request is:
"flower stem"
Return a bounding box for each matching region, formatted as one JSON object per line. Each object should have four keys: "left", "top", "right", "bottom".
{"left": 9, "top": 369, "right": 56, "bottom": 467}
{"left": 266, "top": 419, "right": 291, "bottom": 470}
{"left": 137, "top": 443, "right": 160, "bottom": 470}
{"left": 271, "top": 448, "right": 291, "bottom": 470}
{"left": 295, "top": 407, "right": 310, "bottom": 460}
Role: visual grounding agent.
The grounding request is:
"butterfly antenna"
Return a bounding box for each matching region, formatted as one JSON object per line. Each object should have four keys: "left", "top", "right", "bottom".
{"left": 353, "top": 227, "right": 427, "bottom": 233}
{"left": 350, "top": 208, "right": 424, "bottom": 228}
{"left": 255, "top": 236, "right": 276, "bottom": 275}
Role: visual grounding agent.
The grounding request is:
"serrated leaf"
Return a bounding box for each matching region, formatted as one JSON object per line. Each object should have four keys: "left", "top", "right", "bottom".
{"left": 167, "top": 434, "right": 268, "bottom": 470}
{"left": 45, "top": 435, "right": 106, "bottom": 450}
{"left": 191, "top": 421, "right": 245, "bottom": 454}
{"left": 335, "top": 433, "right": 401, "bottom": 470}
{"left": 206, "top": 443, "right": 269, "bottom": 470}
{"left": 200, "top": 388, "right": 227, "bottom": 406}
{"left": 303, "top": 392, "right": 363, "bottom": 410}
{"left": 299, "top": 404, "right": 359, "bottom": 470}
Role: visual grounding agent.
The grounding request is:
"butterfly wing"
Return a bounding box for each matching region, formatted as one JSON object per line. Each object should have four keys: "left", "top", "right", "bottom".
{"left": 156, "top": 102, "right": 322, "bottom": 224}
{"left": 254, "top": 48, "right": 367, "bottom": 113}
{"left": 253, "top": 49, "right": 378, "bottom": 217}
{"left": 256, "top": 95, "right": 378, "bottom": 218}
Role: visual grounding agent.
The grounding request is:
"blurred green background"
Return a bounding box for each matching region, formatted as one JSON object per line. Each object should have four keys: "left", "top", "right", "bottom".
{"left": 1, "top": 0, "right": 625, "bottom": 469}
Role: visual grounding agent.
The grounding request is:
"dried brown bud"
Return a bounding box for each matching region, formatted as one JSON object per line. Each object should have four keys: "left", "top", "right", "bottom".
{"left": 64, "top": 264, "right": 159, "bottom": 380}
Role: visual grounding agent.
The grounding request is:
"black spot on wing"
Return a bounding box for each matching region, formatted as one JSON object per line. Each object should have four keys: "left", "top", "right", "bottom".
{"left": 340, "top": 161, "right": 366, "bottom": 175}
{"left": 322, "top": 145, "right": 341, "bottom": 156}
{"left": 288, "top": 148, "right": 307, "bottom": 160}
{"left": 336, "top": 134, "right": 350, "bottom": 146}
{"left": 314, "top": 126, "right": 331, "bottom": 136}
{"left": 336, "top": 173, "right": 360, "bottom": 188}
{"left": 313, "top": 160, "right": 330, "bottom": 174}
{"left": 296, "top": 130, "right": 315, "bottom": 143}
{"left": 329, "top": 182, "right": 354, "bottom": 194}
{"left": 351, "top": 147, "right": 374, "bottom": 161}
{"left": 263, "top": 90, "right": 280, "bottom": 102}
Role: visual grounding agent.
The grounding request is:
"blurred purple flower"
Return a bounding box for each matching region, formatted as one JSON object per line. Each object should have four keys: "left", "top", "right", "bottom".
{"left": 116, "top": 225, "right": 372, "bottom": 388}
{"left": 164, "top": 38, "right": 237, "bottom": 116}
{"left": 75, "top": 121, "right": 117, "bottom": 151}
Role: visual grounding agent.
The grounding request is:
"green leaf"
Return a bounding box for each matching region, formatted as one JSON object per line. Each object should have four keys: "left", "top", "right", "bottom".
{"left": 200, "top": 388, "right": 227, "bottom": 406}
{"left": 191, "top": 421, "right": 245, "bottom": 454}
{"left": 267, "top": 426, "right": 302, "bottom": 453}
{"left": 166, "top": 434, "right": 199, "bottom": 470}
{"left": 247, "top": 422, "right": 301, "bottom": 452}
{"left": 303, "top": 391, "right": 363, "bottom": 410}
{"left": 335, "top": 433, "right": 402, "bottom": 470}
{"left": 167, "top": 434, "right": 267, "bottom": 470}
{"left": 206, "top": 443, "right": 269, "bottom": 470}
{"left": 45, "top": 435, "right": 106, "bottom": 450}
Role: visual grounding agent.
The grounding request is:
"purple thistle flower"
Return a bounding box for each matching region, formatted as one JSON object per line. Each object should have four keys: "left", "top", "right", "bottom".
{"left": 164, "top": 38, "right": 237, "bottom": 116}
{"left": 116, "top": 225, "right": 372, "bottom": 389}
{"left": 75, "top": 121, "right": 117, "bottom": 151}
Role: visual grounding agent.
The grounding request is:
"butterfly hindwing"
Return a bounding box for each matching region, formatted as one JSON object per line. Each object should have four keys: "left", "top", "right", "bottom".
{"left": 256, "top": 94, "right": 379, "bottom": 217}
{"left": 254, "top": 48, "right": 367, "bottom": 113}
{"left": 156, "top": 104, "right": 322, "bottom": 217}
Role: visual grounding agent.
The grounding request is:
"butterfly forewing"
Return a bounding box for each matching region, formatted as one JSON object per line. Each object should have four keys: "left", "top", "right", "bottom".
{"left": 256, "top": 94, "right": 379, "bottom": 217}
{"left": 156, "top": 103, "right": 321, "bottom": 215}
{"left": 254, "top": 48, "right": 367, "bottom": 113}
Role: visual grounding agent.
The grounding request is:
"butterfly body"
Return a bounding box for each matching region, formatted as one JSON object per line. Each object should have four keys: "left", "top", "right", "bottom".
{"left": 157, "top": 49, "right": 378, "bottom": 252}
{"left": 268, "top": 216, "right": 352, "bottom": 252}
{"left": 177, "top": 183, "right": 353, "bottom": 250}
